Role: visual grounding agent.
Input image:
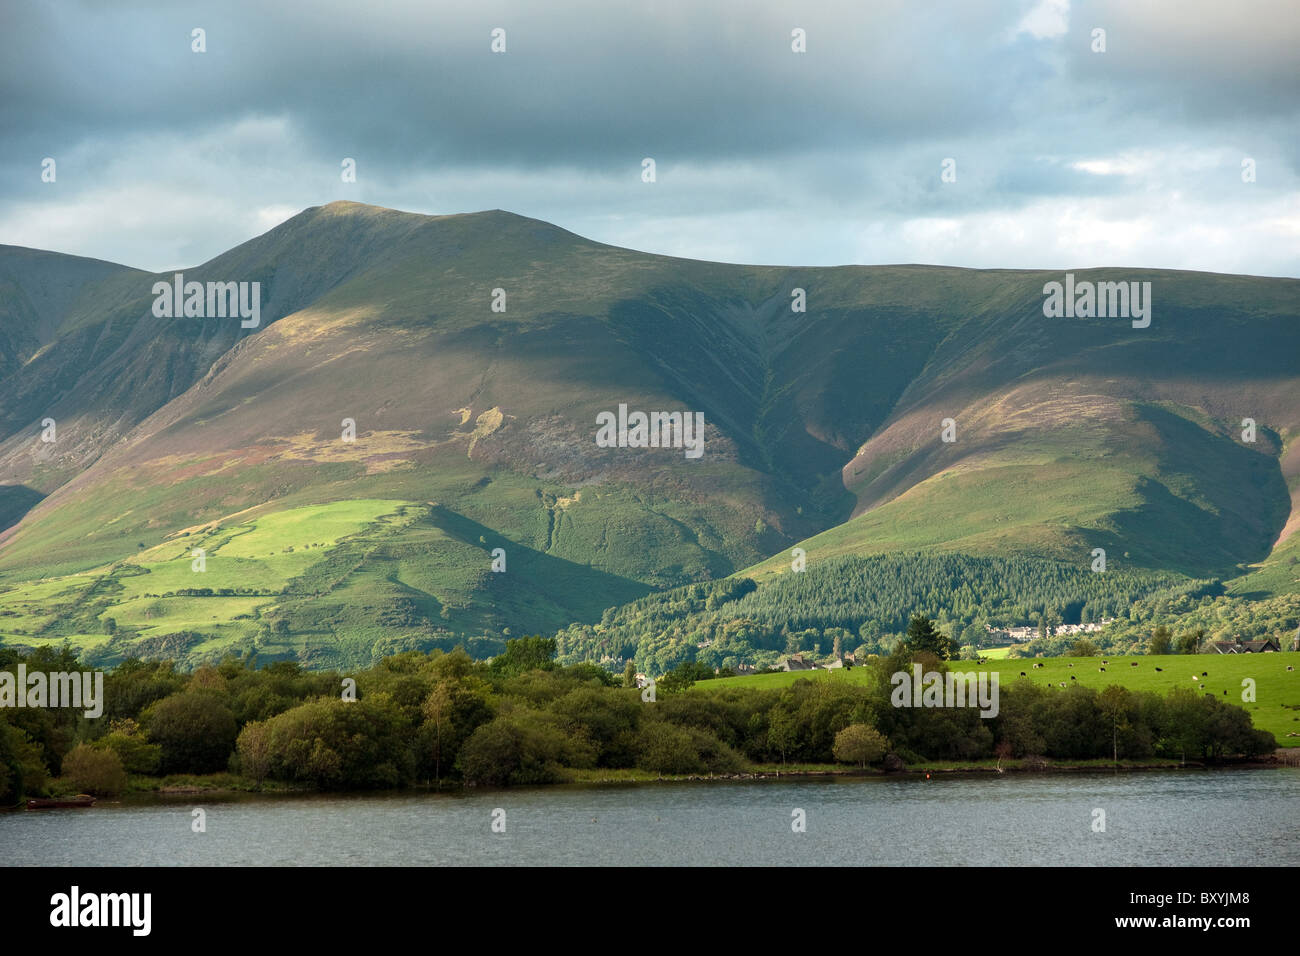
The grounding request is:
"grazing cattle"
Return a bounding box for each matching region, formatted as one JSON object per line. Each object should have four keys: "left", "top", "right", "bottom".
{"left": 1102, "top": 660, "right": 1108, "bottom": 665}
{"left": 1201, "top": 671, "right": 1207, "bottom": 676}
{"left": 1068, "top": 663, "right": 1073, "bottom": 668}
{"left": 1199, "top": 684, "right": 1205, "bottom": 690}
{"left": 1131, "top": 662, "right": 1139, "bottom": 667}
{"left": 1288, "top": 666, "right": 1294, "bottom": 672}
{"left": 1223, "top": 690, "right": 1228, "bottom": 695}
{"left": 1098, "top": 667, "right": 1106, "bottom": 672}
{"left": 1059, "top": 682, "right": 1066, "bottom": 688}
{"left": 1155, "top": 667, "right": 1163, "bottom": 672}
{"left": 1070, "top": 675, "right": 1076, "bottom": 680}
{"left": 1019, "top": 671, "right": 1026, "bottom": 677}
{"left": 1192, "top": 675, "right": 1200, "bottom": 681}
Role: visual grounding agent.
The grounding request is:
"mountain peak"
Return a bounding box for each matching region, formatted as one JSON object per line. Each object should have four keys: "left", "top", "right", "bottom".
{"left": 296, "top": 201, "right": 580, "bottom": 243}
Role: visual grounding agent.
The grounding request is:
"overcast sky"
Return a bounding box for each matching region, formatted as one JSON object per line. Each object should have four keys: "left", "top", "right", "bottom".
{"left": 2, "top": 0, "right": 1297, "bottom": 276}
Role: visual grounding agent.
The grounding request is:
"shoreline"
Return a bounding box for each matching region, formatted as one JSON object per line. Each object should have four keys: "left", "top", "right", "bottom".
{"left": 11, "top": 753, "right": 1291, "bottom": 807}
{"left": 565, "top": 755, "right": 1290, "bottom": 785}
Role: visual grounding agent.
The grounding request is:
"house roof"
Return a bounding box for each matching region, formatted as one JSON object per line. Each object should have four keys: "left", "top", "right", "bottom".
{"left": 1241, "top": 639, "right": 1279, "bottom": 652}
{"left": 1212, "top": 638, "right": 1279, "bottom": 653}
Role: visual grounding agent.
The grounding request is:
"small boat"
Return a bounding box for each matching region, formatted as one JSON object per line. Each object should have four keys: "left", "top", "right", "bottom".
{"left": 26, "top": 794, "right": 96, "bottom": 809}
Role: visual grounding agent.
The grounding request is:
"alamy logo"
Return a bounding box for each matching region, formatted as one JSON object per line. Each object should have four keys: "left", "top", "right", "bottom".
{"left": 890, "top": 664, "right": 999, "bottom": 718}
{"left": 595, "top": 403, "right": 705, "bottom": 459}
{"left": 151, "top": 272, "right": 261, "bottom": 328}
{"left": 0, "top": 666, "right": 104, "bottom": 718}
{"left": 1042, "top": 273, "right": 1151, "bottom": 328}
{"left": 50, "top": 886, "right": 151, "bottom": 936}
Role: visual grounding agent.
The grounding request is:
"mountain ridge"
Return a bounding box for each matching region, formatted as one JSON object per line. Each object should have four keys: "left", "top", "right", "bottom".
{"left": 0, "top": 201, "right": 1295, "bottom": 668}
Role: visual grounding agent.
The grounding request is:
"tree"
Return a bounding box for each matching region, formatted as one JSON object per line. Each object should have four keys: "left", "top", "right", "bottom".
{"left": 832, "top": 724, "right": 888, "bottom": 768}
{"left": 1098, "top": 686, "right": 1130, "bottom": 766}
{"left": 61, "top": 744, "right": 127, "bottom": 797}
{"left": 235, "top": 721, "right": 272, "bottom": 787}
{"left": 263, "top": 696, "right": 414, "bottom": 789}
{"left": 552, "top": 686, "right": 641, "bottom": 769}
{"left": 421, "top": 683, "right": 455, "bottom": 786}
{"left": 657, "top": 660, "right": 714, "bottom": 695}
{"left": 904, "top": 615, "right": 955, "bottom": 660}
{"left": 92, "top": 719, "right": 161, "bottom": 774}
{"left": 767, "top": 707, "right": 799, "bottom": 765}
{"left": 490, "top": 636, "right": 557, "bottom": 677}
{"left": 101, "top": 659, "right": 186, "bottom": 723}
{"left": 1043, "top": 609, "right": 1061, "bottom": 637}
{"left": 0, "top": 720, "right": 50, "bottom": 804}
{"left": 1069, "top": 638, "right": 1098, "bottom": 657}
{"left": 142, "top": 691, "right": 238, "bottom": 774}
{"left": 188, "top": 666, "right": 226, "bottom": 692}
{"left": 1149, "top": 625, "right": 1172, "bottom": 655}
{"left": 636, "top": 721, "right": 705, "bottom": 775}
{"left": 1158, "top": 687, "right": 1206, "bottom": 763}
{"left": 419, "top": 676, "right": 493, "bottom": 785}
{"left": 1175, "top": 628, "right": 1205, "bottom": 655}
{"left": 622, "top": 661, "right": 638, "bottom": 688}
{"left": 457, "top": 713, "right": 567, "bottom": 786}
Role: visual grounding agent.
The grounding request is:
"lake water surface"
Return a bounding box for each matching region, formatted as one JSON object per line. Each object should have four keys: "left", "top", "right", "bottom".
{"left": 4, "top": 769, "right": 1297, "bottom": 866}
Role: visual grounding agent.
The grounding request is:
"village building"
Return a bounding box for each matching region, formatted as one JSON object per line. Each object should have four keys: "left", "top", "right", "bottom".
{"left": 780, "top": 653, "right": 818, "bottom": 672}
{"left": 984, "top": 619, "right": 1114, "bottom": 643}
{"left": 1211, "top": 638, "right": 1281, "bottom": 654}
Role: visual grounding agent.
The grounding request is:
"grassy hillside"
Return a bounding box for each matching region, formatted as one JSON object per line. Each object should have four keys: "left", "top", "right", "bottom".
{"left": 1, "top": 202, "right": 1297, "bottom": 669}
{"left": 0, "top": 497, "right": 654, "bottom": 669}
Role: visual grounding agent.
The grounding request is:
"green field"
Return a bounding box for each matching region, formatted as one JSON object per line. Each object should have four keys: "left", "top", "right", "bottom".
{"left": 0, "top": 494, "right": 659, "bottom": 668}
{"left": 0, "top": 500, "right": 415, "bottom": 662}
{"left": 701, "top": 652, "right": 1300, "bottom": 746}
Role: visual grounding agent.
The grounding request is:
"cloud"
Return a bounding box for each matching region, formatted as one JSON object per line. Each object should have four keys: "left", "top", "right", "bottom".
{"left": 1014, "top": 0, "right": 1070, "bottom": 40}
{"left": 0, "top": 0, "right": 1296, "bottom": 277}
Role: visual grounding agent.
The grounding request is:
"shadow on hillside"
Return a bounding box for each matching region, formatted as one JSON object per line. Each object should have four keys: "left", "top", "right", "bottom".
{"left": 0, "top": 484, "right": 44, "bottom": 534}
{"left": 1228, "top": 589, "right": 1273, "bottom": 602}
{"left": 426, "top": 504, "right": 655, "bottom": 622}
{"left": 1107, "top": 404, "right": 1293, "bottom": 578}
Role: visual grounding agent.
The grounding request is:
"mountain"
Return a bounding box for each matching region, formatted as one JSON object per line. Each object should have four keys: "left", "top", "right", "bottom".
{"left": 0, "top": 201, "right": 1296, "bottom": 669}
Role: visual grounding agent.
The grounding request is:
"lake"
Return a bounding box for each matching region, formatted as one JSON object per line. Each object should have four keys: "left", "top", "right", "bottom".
{"left": 4, "top": 769, "right": 1297, "bottom": 866}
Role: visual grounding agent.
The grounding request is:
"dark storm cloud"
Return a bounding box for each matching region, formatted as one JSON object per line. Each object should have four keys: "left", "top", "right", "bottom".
{"left": 0, "top": 0, "right": 1296, "bottom": 275}
{"left": 2, "top": 0, "right": 1028, "bottom": 165}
